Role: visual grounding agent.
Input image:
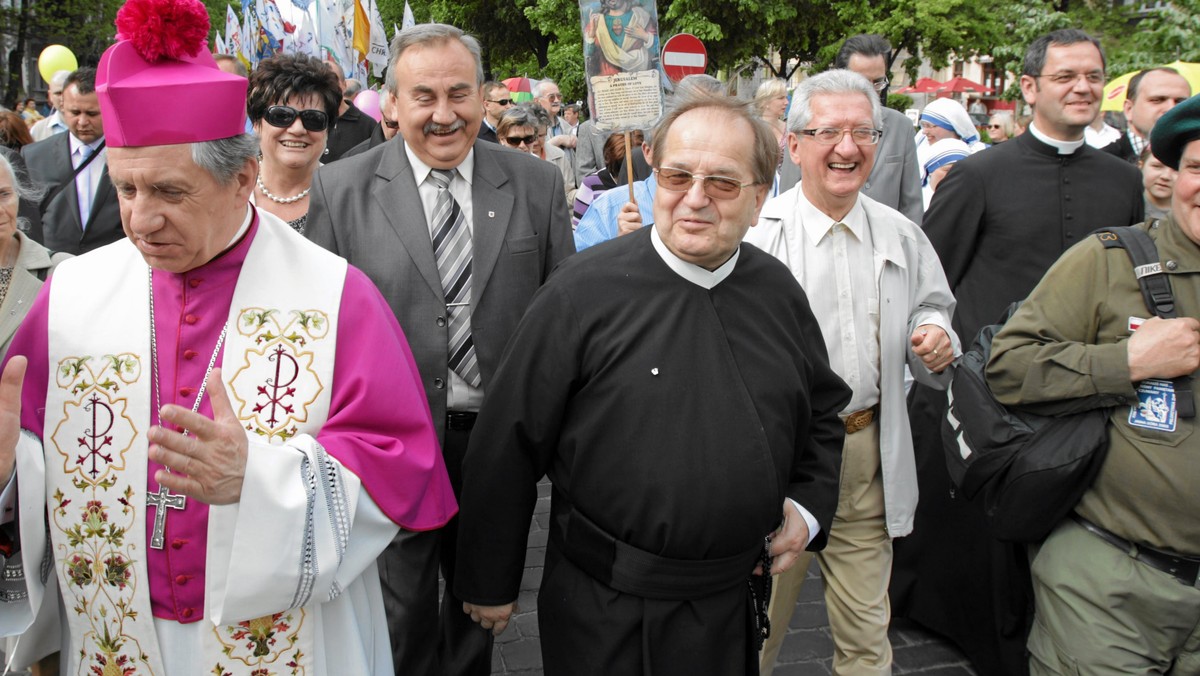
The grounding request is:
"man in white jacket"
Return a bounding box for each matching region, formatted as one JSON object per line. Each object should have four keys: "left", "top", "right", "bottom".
{"left": 748, "top": 69, "right": 959, "bottom": 676}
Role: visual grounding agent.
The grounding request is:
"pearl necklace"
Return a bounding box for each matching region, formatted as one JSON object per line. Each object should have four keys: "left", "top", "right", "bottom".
{"left": 256, "top": 172, "right": 311, "bottom": 204}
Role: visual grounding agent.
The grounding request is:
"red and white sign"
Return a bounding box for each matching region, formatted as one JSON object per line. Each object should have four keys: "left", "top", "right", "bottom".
{"left": 662, "top": 33, "right": 707, "bottom": 83}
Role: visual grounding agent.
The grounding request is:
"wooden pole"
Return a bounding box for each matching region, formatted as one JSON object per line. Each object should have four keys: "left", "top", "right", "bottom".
{"left": 624, "top": 131, "right": 637, "bottom": 206}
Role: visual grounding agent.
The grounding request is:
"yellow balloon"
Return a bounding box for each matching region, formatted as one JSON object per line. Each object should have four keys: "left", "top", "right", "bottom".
{"left": 38, "top": 45, "right": 78, "bottom": 84}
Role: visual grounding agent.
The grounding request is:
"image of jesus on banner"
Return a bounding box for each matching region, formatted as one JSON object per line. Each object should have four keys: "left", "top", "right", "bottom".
{"left": 583, "top": 0, "right": 658, "bottom": 77}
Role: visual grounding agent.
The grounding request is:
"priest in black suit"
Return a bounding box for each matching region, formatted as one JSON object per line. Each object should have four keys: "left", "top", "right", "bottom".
{"left": 20, "top": 67, "right": 122, "bottom": 255}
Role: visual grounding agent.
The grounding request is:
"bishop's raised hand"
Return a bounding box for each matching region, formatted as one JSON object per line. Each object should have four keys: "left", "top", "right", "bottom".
{"left": 0, "top": 356, "right": 26, "bottom": 488}
{"left": 148, "top": 368, "right": 249, "bottom": 505}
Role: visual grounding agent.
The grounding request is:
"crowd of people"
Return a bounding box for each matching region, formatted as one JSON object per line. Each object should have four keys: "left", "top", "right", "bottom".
{"left": 0, "top": 0, "right": 1198, "bottom": 674}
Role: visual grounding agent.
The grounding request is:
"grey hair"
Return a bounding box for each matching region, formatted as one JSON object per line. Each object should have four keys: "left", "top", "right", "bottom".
{"left": 787, "top": 69, "right": 882, "bottom": 133}
{"left": 533, "top": 78, "right": 558, "bottom": 99}
{"left": 191, "top": 134, "right": 259, "bottom": 185}
{"left": 497, "top": 106, "right": 542, "bottom": 138}
{"left": 0, "top": 152, "right": 45, "bottom": 233}
{"left": 387, "top": 24, "right": 484, "bottom": 92}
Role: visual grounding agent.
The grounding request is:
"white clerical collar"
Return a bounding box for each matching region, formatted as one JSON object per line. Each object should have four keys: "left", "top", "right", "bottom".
{"left": 797, "top": 188, "right": 867, "bottom": 246}
{"left": 650, "top": 224, "right": 738, "bottom": 289}
{"left": 405, "top": 142, "right": 475, "bottom": 186}
{"left": 1029, "top": 122, "right": 1085, "bottom": 155}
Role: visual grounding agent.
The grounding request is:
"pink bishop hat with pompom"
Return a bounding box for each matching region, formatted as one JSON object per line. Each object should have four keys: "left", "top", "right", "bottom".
{"left": 97, "top": 0, "right": 247, "bottom": 147}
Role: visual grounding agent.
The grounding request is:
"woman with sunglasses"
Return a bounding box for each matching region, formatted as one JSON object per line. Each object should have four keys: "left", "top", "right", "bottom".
{"left": 497, "top": 104, "right": 577, "bottom": 201}
{"left": 246, "top": 53, "right": 341, "bottom": 234}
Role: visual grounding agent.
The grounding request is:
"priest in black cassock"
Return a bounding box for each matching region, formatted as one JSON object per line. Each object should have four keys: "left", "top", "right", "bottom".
{"left": 890, "top": 29, "right": 1145, "bottom": 676}
{"left": 454, "top": 93, "right": 850, "bottom": 676}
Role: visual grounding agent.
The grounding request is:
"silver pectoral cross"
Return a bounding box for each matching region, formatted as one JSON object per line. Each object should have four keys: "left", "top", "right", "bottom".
{"left": 147, "top": 484, "right": 186, "bottom": 550}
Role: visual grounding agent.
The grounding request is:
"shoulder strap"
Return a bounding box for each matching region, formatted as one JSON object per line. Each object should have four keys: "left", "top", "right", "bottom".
{"left": 1095, "top": 223, "right": 1195, "bottom": 418}
{"left": 39, "top": 139, "right": 106, "bottom": 211}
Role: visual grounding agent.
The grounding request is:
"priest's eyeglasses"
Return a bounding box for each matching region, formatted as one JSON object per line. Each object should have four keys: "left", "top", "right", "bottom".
{"left": 1037, "top": 70, "right": 1105, "bottom": 86}
{"left": 264, "top": 105, "right": 330, "bottom": 132}
{"left": 799, "top": 128, "right": 883, "bottom": 146}
{"left": 654, "top": 167, "right": 756, "bottom": 200}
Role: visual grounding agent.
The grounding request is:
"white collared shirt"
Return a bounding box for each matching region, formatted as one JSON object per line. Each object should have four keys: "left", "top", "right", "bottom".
{"left": 404, "top": 142, "right": 483, "bottom": 411}
{"left": 68, "top": 133, "right": 105, "bottom": 230}
{"left": 788, "top": 191, "right": 881, "bottom": 413}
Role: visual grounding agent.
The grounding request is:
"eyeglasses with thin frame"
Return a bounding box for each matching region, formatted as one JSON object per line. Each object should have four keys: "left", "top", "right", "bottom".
{"left": 1036, "top": 70, "right": 1105, "bottom": 86}
{"left": 487, "top": 98, "right": 513, "bottom": 106}
{"left": 654, "top": 167, "right": 757, "bottom": 200}
{"left": 504, "top": 134, "right": 539, "bottom": 147}
{"left": 870, "top": 77, "right": 889, "bottom": 92}
{"left": 799, "top": 127, "right": 883, "bottom": 146}
{"left": 263, "top": 105, "right": 329, "bottom": 132}
{"left": 542, "top": 93, "right": 563, "bottom": 102}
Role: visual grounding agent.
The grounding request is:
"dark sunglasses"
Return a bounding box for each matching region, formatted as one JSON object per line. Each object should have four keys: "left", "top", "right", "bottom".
{"left": 264, "top": 105, "right": 329, "bottom": 132}
{"left": 487, "top": 98, "right": 513, "bottom": 106}
{"left": 504, "top": 134, "right": 539, "bottom": 146}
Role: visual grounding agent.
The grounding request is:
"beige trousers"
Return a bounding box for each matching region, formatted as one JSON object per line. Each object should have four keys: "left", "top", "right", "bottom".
{"left": 760, "top": 420, "right": 893, "bottom": 676}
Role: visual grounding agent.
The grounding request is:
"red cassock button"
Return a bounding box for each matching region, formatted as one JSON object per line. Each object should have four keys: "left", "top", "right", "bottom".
{"left": 175, "top": 575, "right": 188, "bottom": 585}
{"left": 188, "top": 278, "right": 203, "bottom": 288}
{"left": 171, "top": 539, "right": 187, "bottom": 549}
{"left": 180, "top": 607, "right": 194, "bottom": 619}
{"left": 184, "top": 314, "right": 198, "bottom": 325}
{"left": 179, "top": 387, "right": 196, "bottom": 398}
{"left": 183, "top": 350, "right": 198, "bottom": 360}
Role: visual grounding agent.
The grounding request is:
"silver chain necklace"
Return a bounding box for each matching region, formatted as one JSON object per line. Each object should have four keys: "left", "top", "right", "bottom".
{"left": 146, "top": 267, "right": 229, "bottom": 548}
{"left": 256, "top": 172, "right": 311, "bottom": 204}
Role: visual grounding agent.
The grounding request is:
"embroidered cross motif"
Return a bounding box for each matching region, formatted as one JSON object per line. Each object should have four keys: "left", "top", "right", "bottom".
{"left": 146, "top": 484, "right": 185, "bottom": 550}
{"left": 76, "top": 393, "right": 115, "bottom": 477}
{"left": 253, "top": 344, "right": 299, "bottom": 426}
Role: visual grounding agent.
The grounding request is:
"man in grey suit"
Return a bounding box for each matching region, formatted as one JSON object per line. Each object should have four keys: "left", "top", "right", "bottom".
{"left": 21, "top": 67, "right": 122, "bottom": 255}
{"left": 306, "top": 23, "right": 575, "bottom": 676}
{"left": 779, "top": 35, "right": 923, "bottom": 224}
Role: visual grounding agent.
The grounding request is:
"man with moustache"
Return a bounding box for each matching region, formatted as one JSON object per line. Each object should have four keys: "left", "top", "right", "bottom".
{"left": 891, "top": 29, "right": 1145, "bottom": 675}
{"left": 306, "top": 23, "right": 574, "bottom": 676}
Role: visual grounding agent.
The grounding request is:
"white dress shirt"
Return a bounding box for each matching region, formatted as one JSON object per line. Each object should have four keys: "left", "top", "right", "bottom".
{"left": 405, "top": 142, "right": 483, "bottom": 412}
{"left": 68, "top": 134, "right": 105, "bottom": 230}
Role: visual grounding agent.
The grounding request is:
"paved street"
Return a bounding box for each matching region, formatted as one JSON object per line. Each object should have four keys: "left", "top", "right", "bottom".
{"left": 491, "top": 479, "right": 978, "bottom": 675}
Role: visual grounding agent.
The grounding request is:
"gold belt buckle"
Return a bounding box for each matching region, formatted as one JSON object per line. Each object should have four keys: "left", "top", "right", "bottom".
{"left": 843, "top": 406, "right": 876, "bottom": 434}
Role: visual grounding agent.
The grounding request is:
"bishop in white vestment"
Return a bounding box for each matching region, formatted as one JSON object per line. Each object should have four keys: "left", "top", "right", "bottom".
{"left": 0, "top": 1, "right": 457, "bottom": 673}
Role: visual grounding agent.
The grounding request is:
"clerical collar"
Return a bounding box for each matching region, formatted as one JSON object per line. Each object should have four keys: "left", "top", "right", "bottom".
{"left": 405, "top": 142, "right": 476, "bottom": 187}
{"left": 650, "top": 224, "right": 738, "bottom": 289}
{"left": 1029, "top": 122, "right": 1085, "bottom": 155}
{"left": 796, "top": 189, "right": 867, "bottom": 246}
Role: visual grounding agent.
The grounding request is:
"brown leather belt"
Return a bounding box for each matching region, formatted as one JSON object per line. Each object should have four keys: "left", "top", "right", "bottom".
{"left": 843, "top": 405, "right": 879, "bottom": 434}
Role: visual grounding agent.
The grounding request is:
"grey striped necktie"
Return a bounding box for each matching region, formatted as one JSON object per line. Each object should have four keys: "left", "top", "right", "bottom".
{"left": 429, "top": 169, "right": 481, "bottom": 387}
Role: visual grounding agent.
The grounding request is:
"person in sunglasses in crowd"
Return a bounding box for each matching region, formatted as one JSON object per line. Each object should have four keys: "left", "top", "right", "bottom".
{"left": 478, "top": 81, "right": 512, "bottom": 144}
{"left": 246, "top": 53, "right": 341, "bottom": 234}
{"left": 748, "top": 70, "right": 958, "bottom": 676}
{"left": 342, "top": 89, "right": 402, "bottom": 159}
{"left": 455, "top": 89, "right": 848, "bottom": 676}
{"left": 497, "top": 104, "right": 576, "bottom": 201}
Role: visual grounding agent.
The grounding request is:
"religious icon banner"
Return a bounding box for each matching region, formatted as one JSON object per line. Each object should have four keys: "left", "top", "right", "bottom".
{"left": 579, "top": 0, "right": 664, "bottom": 132}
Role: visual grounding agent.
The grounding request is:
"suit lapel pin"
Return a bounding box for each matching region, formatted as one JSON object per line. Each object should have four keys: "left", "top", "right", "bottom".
{"left": 651, "top": 368, "right": 659, "bottom": 376}
{"left": 488, "top": 211, "right": 495, "bottom": 218}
